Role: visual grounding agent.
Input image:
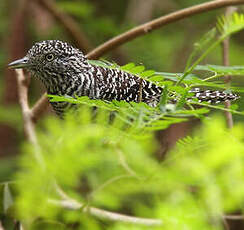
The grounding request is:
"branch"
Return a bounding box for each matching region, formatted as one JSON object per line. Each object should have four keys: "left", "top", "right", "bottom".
{"left": 36, "top": 0, "right": 92, "bottom": 53}
{"left": 16, "top": 69, "right": 37, "bottom": 145}
{"left": 48, "top": 198, "right": 162, "bottom": 226}
{"left": 222, "top": 217, "right": 230, "bottom": 230}
{"left": 31, "top": 93, "right": 49, "bottom": 123}
{"left": 222, "top": 6, "right": 237, "bottom": 129}
{"left": 87, "top": 0, "right": 244, "bottom": 59}
{"left": 15, "top": 69, "right": 45, "bottom": 168}
{"left": 223, "top": 215, "right": 244, "bottom": 220}
{"left": 53, "top": 183, "right": 162, "bottom": 226}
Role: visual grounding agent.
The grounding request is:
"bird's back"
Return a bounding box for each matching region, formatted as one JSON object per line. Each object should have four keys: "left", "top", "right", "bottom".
{"left": 94, "top": 65, "right": 162, "bottom": 106}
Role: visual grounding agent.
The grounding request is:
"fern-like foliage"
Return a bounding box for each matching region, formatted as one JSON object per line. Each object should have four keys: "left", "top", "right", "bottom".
{"left": 217, "top": 13, "right": 244, "bottom": 38}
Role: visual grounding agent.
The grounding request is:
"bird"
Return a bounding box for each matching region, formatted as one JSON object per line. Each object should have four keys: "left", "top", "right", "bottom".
{"left": 8, "top": 40, "right": 239, "bottom": 116}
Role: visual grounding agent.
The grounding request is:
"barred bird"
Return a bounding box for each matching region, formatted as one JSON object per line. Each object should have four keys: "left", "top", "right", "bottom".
{"left": 8, "top": 40, "right": 239, "bottom": 116}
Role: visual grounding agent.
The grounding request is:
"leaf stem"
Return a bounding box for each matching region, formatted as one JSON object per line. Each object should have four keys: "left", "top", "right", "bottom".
{"left": 177, "top": 35, "right": 227, "bottom": 85}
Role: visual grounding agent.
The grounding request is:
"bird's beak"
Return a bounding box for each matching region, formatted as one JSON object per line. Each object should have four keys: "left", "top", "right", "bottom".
{"left": 8, "top": 57, "right": 29, "bottom": 69}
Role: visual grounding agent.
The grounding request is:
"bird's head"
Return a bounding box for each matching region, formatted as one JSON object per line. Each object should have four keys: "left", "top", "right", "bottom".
{"left": 8, "top": 40, "right": 89, "bottom": 79}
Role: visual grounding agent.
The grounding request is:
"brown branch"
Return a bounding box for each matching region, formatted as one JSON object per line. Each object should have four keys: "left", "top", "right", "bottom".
{"left": 222, "top": 6, "right": 237, "bottom": 129}
{"left": 222, "top": 216, "right": 230, "bottom": 230}
{"left": 15, "top": 69, "right": 45, "bottom": 168}
{"left": 35, "top": 0, "right": 92, "bottom": 53}
{"left": 30, "top": 0, "right": 244, "bottom": 122}
{"left": 31, "top": 93, "right": 49, "bottom": 123}
{"left": 223, "top": 215, "right": 244, "bottom": 220}
{"left": 16, "top": 69, "right": 37, "bottom": 145}
{"left": 87, "top": 0, "right": 244, "bottom": 59}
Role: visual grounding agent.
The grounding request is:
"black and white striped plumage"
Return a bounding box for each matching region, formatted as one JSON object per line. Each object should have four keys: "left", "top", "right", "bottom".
{"left": 8, "top": 40, "right": 239, "bottom": 115}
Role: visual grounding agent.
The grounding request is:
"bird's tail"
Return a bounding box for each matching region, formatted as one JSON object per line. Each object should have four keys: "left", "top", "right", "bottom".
{"left": 189, "top": 88, "right": 240, "bottom": 104}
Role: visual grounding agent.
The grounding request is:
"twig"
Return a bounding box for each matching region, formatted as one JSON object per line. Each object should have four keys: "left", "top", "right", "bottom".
{"left": 16, "top": 69, "right": 37, "bottom": 145}
{"left": 88, "top": 175, "right": 133, "bottom": 200}
{"left": 54, "top": 180, "right": 162, "bottom": 226}
{"left": 223, "top": 215, "right": 244, "bottom": 220}
{"left": 188, "top": 101, "right": 244, "bottom": 116}
{"left": 87, "top": 0, "right": 244, "bottom": 59}
{"left": 222, "top": 216, "right": 230, "bottom": 230}
{"left": 15, "top": 69, "right": 45, "bottom": 168}
{"left": 31, "top": 93, "right": 49, "bottom": 123}
{"left": 222, "top": 6, "right": 237, "bottom": 129}
{"left": 36, "top": 0, "right": 92, "bottom": 53}
{"left": 117, "top": 149, "right": 139, "bottom": 178}
{"left": 48, "top": 199, "right": 162, "bottom": 226}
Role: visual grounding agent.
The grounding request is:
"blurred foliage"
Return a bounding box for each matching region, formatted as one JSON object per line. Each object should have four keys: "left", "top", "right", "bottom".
{"left": 9, "top": 109, "right": 244, "bottom": 229}
{"left": 1, "top": 0, "right": 244, "bottom": 229}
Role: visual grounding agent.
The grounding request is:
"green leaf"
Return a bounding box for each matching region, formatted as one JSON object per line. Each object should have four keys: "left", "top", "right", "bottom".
{"left": 178, "top": 14, "right": 244, "bottom": 85}
{"left": 176, "top": 89, "right": 189, "bottom": 110}
{"left": 155, "top": 72, "right": 199, "bottom": 82}
{"left": 148, "top": 75, "right": 164, "bottom": 82}
{"left": 88, "top": 59, "right": 115, "bottom": 68}
{"left": 129, "top": 66, "right": 145, "bottom": 74}
{"left": 196, "top": 64, "right": 244, "bottom": 75}
{"left": 178, "top": 108, "right": 210, "bottom": 115}
{"left": 159, "top": 85, "right": 168, "bottom": 111}
{"left": 120, "top": 63, "right": 135, "bottom": 71}
{"left": 140, "top": 70, "right": 155, "bottom": 77}
{"left": 217, "top": 13, "right": 244, "bottom": 38}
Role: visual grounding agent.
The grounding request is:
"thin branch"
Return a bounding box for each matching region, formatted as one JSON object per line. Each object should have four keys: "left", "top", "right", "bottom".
{"left": 15, "top": 69, "right": 45, "bottom": 168}
{"left": 54, "top": 179, "right": 162, "bottom": 226}
{"left": 31, "top": 93, "right": 49, "bottom": 123}
{"left": 223, "top": 215, "right": 244, "bottom": 220}
{"left": 48, "top": 199, "right": 162, "bottom": 226}
{"left": 222, "top": 215, "right": 230, "bottom": 230}
{"left": 222, "top": 6, "right": 237, "bottom": 129}
{"left": 188, "top": 101, "right": 244, "bottom": 116}
{"left": 87, "top": 0, "right": 244, "bottom": 59}
{"left": 88, "top": 175, "right": 133, "bottom": 199}
{"left": 36, "top": 0, "right": 92, "bottom": 53}
{"left": 16, "top": 69, "right": 37, "bottom": 145}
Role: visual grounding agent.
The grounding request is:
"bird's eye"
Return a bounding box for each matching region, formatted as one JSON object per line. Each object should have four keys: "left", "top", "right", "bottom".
{"left": 45, "top": 53, "right": 55, "bottom": 61}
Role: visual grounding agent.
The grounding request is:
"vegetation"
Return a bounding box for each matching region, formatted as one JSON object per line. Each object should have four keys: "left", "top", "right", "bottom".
{"left": 1, "top": 1, "right": 244, "bottom": 230}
